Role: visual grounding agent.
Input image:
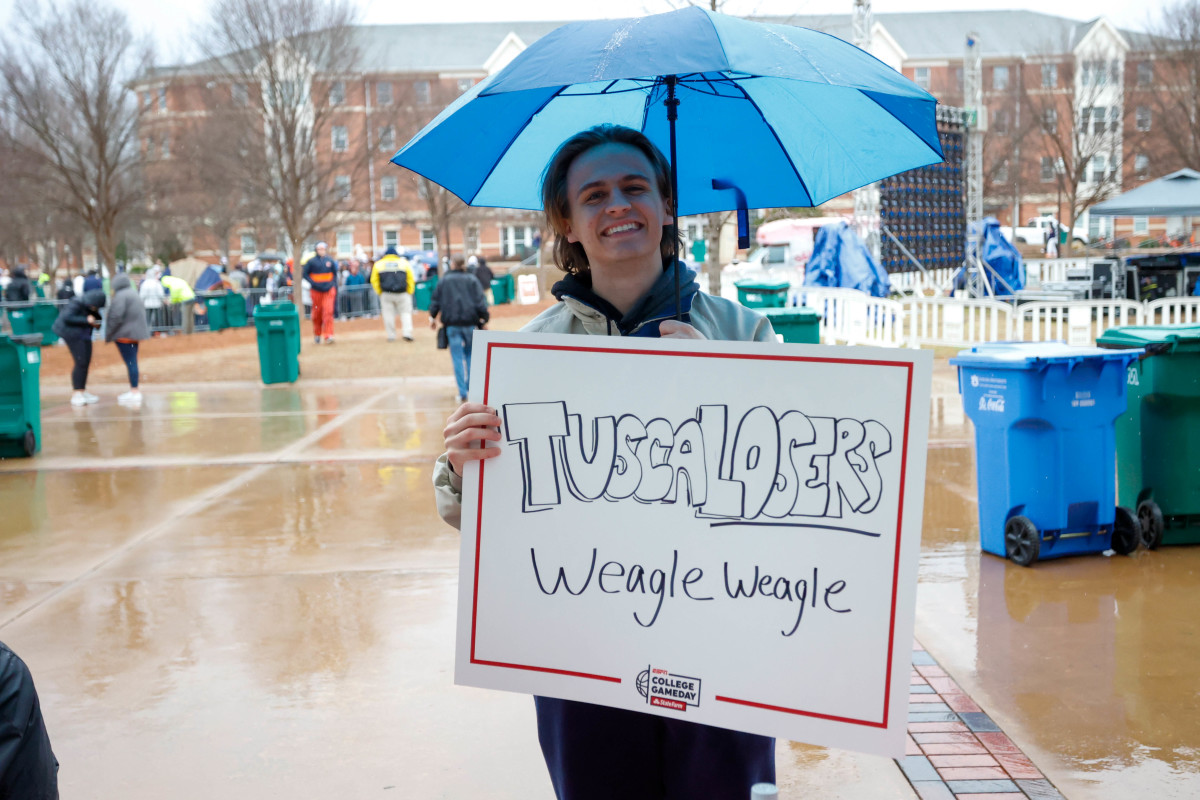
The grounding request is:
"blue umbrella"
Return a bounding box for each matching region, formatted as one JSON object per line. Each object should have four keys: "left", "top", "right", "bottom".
{"left": 392, "top": 6, "right": 943, "bottom": 311}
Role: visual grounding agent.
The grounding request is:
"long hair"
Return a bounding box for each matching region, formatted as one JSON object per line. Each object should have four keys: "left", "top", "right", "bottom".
{"left": 540, "top": 125, "right": 680, "bottom": 276}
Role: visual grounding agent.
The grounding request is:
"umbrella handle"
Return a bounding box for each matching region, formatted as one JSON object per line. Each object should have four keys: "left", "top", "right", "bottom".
{"left": 712, "top": 179, "right": 750, "bottom": 249}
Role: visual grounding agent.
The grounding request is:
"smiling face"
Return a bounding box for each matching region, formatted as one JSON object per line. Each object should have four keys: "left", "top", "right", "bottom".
{"left": 563, "top": 142, "right": 671, "bottom": 279}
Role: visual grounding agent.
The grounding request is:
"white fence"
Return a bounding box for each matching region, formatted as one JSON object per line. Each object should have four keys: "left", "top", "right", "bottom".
{"left": 791, "top": 287, "right": 905, "bottom": 347}
{"left": 890, "top": 267, "right": 957, "bottom": 295}
{"left": 759, "top": 290, "right": 1196, "bottom": 349}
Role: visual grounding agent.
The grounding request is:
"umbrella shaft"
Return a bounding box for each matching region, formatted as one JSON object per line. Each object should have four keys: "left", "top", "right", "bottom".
{"left": 666, "top": 75, "right": 681, "bottom": 321}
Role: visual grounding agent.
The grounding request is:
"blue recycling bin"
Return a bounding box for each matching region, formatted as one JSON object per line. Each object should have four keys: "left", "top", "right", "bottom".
{"left": 951, "top": 342, "right": 1143, "bottom": 566}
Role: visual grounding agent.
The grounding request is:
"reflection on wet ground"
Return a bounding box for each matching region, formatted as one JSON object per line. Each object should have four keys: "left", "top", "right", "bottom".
{"left": 920, "top": 365, "right": 1200, "bottom": 799}
{"left": 0, "top": 367, "right": 1195, "bottom": 797}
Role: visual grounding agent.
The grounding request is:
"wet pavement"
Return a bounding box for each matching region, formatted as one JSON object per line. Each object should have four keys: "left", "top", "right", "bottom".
{"left": 0, "top": 366, "right": 1196, "bottom": 798}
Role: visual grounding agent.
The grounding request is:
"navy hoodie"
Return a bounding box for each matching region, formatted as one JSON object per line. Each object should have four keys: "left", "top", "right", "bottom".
{"left": 550, "top": 261, "right": 699, "bottom": 337}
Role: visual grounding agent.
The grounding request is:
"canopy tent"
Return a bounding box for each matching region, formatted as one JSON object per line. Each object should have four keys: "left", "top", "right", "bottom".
{"left": 1090, "top": 168, "right": 1200, "bottom": 217}
{"left": 803, "top": 221, "right": 891, "bottom": 297}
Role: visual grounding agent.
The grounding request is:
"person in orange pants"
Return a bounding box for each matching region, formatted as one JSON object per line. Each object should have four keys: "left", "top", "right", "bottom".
{"left": 302, "top": 241, "right": 338, "bottom": 343}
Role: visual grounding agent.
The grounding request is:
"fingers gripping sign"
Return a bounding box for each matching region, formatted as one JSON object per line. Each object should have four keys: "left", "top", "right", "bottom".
{"left": 658, "top": 320, "right": 705, "bottom": 340}
{"left": 444, "top": 402, "right": 504, "bottom": 475}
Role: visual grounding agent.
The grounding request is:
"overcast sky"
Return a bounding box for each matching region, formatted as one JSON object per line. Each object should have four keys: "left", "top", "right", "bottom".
{"left": 0, "top": 0, "right": 1162, "bottom": 65}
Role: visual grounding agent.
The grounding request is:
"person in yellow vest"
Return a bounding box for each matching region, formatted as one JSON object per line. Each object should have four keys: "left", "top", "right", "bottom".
{"left": 160, "top": 274, "right": 197, "bottom": 334}
{"left": 370, "top": 246, "right": 415, "bottom": 342}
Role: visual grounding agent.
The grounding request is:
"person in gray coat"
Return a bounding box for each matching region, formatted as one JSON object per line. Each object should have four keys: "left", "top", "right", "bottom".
{"left": 105, "top": 273, "right": 151, "bottom": 406}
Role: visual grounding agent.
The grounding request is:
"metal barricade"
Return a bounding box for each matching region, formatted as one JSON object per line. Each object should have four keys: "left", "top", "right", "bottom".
{"left": 906, "top": 295, "right": 1014, "bottom": 348}
{"left": 336, "top": 284, "right": 379, "bottom": 319}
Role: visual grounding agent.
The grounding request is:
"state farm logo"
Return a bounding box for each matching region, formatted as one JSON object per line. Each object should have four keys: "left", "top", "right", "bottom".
{"left": 637, "top": 666, "right": 702, "bottom": 712}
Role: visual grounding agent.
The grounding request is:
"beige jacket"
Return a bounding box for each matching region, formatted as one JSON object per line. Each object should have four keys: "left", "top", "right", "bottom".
{"left": 432, "top": 291, "right": 777, "bottom": 529}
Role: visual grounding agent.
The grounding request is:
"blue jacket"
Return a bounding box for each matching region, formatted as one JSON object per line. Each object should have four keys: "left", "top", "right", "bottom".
{"left": 302, "top": 256, "right": 338, "bottom": 292}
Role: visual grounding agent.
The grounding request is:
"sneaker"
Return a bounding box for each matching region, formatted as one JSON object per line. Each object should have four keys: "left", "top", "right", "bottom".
{"left": 324, "top": 337, "right": 335, "bottom": 344}
{"left": 83, "top": 392, "right": 100, "bottom": 404}
{"left": 403, "top": 335, "right": 414, "bottom": 342}
{"left": 314, "top": 336, "right": 321, "bottom": 345}
{"left": 70, "top": 394, "right": 88, "bottom": 407}
{"left": 387, "top": 336, "right": 396, "bottom": 343}
{"left": 117, "top": 391, "right": 142, "bottom": 406}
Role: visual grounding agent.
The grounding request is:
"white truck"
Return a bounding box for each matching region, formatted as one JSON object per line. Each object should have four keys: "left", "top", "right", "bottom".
{"left": 1000, "top": 217, "right": 1088, "bottom": 247}
{"left": 722, "top": 216, "right": 848, "bottom": 278}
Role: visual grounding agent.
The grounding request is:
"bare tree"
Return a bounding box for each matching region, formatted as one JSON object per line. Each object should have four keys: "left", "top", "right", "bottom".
{"left": 195, "top": 0, "right": 363, "bottom": 273}
{"left": 0, "top": 0, "right": 150, "bottom": 272}
{"left": 1019, "top": 44, "right": 1124, "bottom": 252}
{"left": 1134, "top": 0, "right": 1200, "bottom": 174}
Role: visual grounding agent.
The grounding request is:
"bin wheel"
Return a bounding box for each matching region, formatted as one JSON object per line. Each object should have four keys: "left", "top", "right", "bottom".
{"left": 1111, "top": 506, "right": 1140, "bottom": 555}
{"left": 21, "top": 429, "right": 35, "bottom": 457}
{"left": 1137, "top": 500, "right": 1164, "bottom": 550}
{"left": 1005, "top": 516, "right": 1040, "bottom": 567}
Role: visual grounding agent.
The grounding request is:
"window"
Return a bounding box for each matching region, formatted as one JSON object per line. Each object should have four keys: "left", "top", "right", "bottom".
{"left": 1138, "top": 61, "right": 1153, "bottom": 87}
{"left": 1090, "top": 154, "right": 1108, "bottom": 183}
{"left": 378, "top": 125, "right": 395, "bottom": 152}
{"left": 1043, "top": 108, "right": 1057, "bottom": 134}
{"left": 330, "top": 81, "right": 345, "bottom": 105}
{"left": 465, "top": 225, "right": 479, "bottom": 252}
{"left": 457, "top": 78, "right": 473, "bottom": 94}
{"left": 993, "top": 160, "right": 1009, "bottom": 184}
{"left": 384, "top": 230, "right": 398, "bottom": 250}
{"left": 1083, "top": 106, "right": 1107, "bottom": 136}
{"left": 1042, "top": 63, "right": 1057, "bottom": 88}
{"left": 142, "top": 91, "right": 153, "bottom": 111}
{"left": 332, "top": 125, "right": 348, "bottom": 152}
{"left": 380, "top": 175, "right": 397, "bottom": 201}
{"left": 913, "top": 67, "right": 930, "bottom": 91}
{"left": 376, "top": 81, "right": 393, "bottom": 105}
{"left": 232, "top": 83, "right": 248, "bottom": 106}
{"left": 335, "top": 175, "right": 351, "bottom": 200}
{"left": 161, "top": 133, "right": 170, "bottom": 159}
{"left": 993, "top": 65, "right": 1009, "bottom": 91}
{"left": 1040, "top": 156, "right": 1056, "bottom": 182}
{"left": 1133, "top": 216, "right": 1149, "bottom": 234}
{"left": 1137, "top": 106, "right": 1152, "bottom": 131}
{"left": 502, "top": 226, "right": 535, "bottom": 258}
{"left": 420, "top": 228, "right": 436, "bottom": 250}
{"left": 414, "top": 80, "right": 431, "bottom": 105}
{"left": 1135, "top": 153, "right": 1150, "bottom": 179}
{"left": 145, "top": 137, "right": 156, "bottom": 159}
{"left": 158, "top": 87, "right": 167, "bottom": 111}
{"left": 240, "top": 233, "right": 257, "bottom": 256}
{"left": 336, "top": 231, "right": 353, "bottom": 255}
{"left": 991, "top": 108, "right": 1009, "bottom": 134}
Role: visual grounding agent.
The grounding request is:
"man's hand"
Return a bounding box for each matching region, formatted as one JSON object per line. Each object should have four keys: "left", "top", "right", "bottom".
{"left": 658, "top": 320, "right": 706, "bottom": 340}
{"left": 443, "top": 402, "right": 503, "bottom": 474}
{"left": 430, "top": 317, "right": 438, "bottom": 329}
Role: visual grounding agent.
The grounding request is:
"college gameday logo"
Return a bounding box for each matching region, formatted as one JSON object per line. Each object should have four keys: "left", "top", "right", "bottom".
{"left": 636, "top": 666, "right": 702, "bottom": 712}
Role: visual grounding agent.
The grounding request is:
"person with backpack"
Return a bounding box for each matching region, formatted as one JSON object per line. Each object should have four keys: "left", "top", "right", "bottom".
{"left": 370, "top": 246, "right": 415, "bottom": 342}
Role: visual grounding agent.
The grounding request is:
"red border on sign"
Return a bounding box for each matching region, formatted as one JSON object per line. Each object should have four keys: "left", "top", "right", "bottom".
{"left": 470, "top": 341, "right": 915, "bottom": 727}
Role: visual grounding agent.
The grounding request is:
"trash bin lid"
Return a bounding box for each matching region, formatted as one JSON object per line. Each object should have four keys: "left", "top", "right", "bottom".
{"left": 950, "top": 341, "right": 1142, "bottom": 369}
{"left": 734, "top": 280, "right": 790, "bottom": 291}
{"left": 761, "top": 307, "right": 821, "bottom": 321}
{"left": 1097, "top": 324, "right": 1200, "bottom": 354}
{"left": 7, "top": 333, "right": 43, "bottom": 347}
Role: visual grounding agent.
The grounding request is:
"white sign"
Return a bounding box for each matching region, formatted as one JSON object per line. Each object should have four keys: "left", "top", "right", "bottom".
{"left": 516, "top": 274, "right": 541, "bottom": 305}
{"left": 456, "top": 331, "right": 931, "bottom": 757}
{"left": 1068, "top": 305, "right": 1092, "bottom": 347}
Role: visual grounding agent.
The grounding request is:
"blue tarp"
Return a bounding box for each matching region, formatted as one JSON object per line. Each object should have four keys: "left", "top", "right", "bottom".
{"left": 193, "top": 266, "right": 225, "bottom": 292}
{"left": 969, "top": 217, "right": 1024, "bottom": 294}
{"left": 803, "top": 221, "right": 891, "bottom": 297}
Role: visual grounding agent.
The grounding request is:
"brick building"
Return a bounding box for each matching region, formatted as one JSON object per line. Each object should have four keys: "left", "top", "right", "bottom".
{"left": 137, "top": 11, "right": 1178, "bottom": 265}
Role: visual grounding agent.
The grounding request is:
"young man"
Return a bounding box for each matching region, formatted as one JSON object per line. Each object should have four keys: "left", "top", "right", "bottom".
{"left": 428, "top": 255, "right": 488, "bottom": 402}
{"left": 302, "top": 242, "right": 338, "bottom": 344}
{"left": 371, "top": 246, "right": 415, "bottom": 342}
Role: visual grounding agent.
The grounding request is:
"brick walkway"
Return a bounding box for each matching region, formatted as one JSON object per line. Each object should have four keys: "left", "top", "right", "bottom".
{"left": 897, "top": 642, "right": 1066, "bottom": 800}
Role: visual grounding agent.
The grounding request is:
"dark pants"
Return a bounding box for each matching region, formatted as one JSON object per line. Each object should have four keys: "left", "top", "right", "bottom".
{"left": 534, "top": 697, "right": 775, "bottom": 800}
{"left": 64, "top": 336, "right": 92, "bottom": 391}
{"left": 116, "top": 341, "right": 139, "bottom": 388}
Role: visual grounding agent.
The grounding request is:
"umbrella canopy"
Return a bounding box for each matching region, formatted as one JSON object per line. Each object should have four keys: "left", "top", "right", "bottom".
{"left": 1090, "top": 168, "right": 1200, "bottom": 217}
{"left": 392, "top": 6, "right": 942, "bottom": 216}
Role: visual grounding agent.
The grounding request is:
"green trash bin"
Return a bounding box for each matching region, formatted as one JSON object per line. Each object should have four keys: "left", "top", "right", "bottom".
{"left": 490, "top": 276, "right": 512, "bottom": 305}
{"left": 762, "top": 307, "right": 821, "bottom": 344}
{"left": 0, "top": 333, "right": 43, "bottom": 457}
{"left": 415, "top": 275, "right": 438, "bottom": 312}
{"left": 735, "top": 280, "right": 790, "bottom": 309}
{"left": 203, "top": 293, "right": 229, "bottom": 332}
{"left": 253, "top": 302, "right": 300, "bottom": 384}
{"left": 7, "top": 303, "right": 59, "bottom": 346}
{"left": 1098, "top": 324, "right": 1200, "bottom": 548}
{"left": 224, "top": 292, "right": 249, "bottom": 327}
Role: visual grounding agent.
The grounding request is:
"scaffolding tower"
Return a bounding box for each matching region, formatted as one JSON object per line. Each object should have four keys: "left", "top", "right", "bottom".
{"left": 851, "top": 0, "right": 881, "bottom": 264}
